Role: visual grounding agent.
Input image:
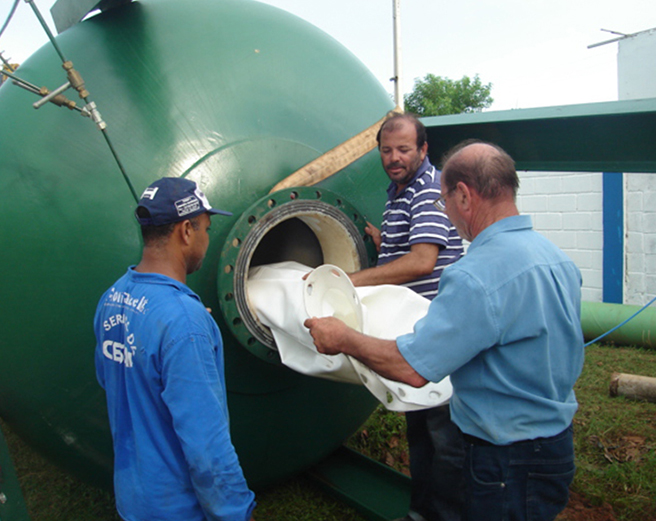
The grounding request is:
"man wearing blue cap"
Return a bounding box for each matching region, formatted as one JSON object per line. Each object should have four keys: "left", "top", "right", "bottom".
{"left": 94, "top": 177, "right": 256, "bottom": 521}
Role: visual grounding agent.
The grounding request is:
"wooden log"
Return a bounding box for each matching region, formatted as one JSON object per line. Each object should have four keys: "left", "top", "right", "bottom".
{"left": 609, "top": 372, "right": 656, "bottom": 403}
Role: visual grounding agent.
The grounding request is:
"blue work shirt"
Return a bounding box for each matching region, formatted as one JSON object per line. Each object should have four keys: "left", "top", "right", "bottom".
{"left": 398, "top": 215, "right": 584, "bottom": 445}
{"left": 94, "top": 268, "right": 255, "bottom": 521}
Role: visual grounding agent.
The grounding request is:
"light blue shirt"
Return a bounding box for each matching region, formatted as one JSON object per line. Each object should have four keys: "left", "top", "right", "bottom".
{"left": 398, "top": 215, "right": 584, "bottom": 445}
{"left": 95, "top": 268, "right": 255, "bottom": 521}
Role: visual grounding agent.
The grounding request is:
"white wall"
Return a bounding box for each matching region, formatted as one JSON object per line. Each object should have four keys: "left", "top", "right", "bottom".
{"left": 625, "top": 174, "right": 656, "bottom": 305}
{"left": 618, "top": 29, "right": 656, "bottom": 101}
{"left": 614, "top": 29, "right": 656, "bottom": 305}
{"left": 515, "top": 171, "right": 656, "bottom": 306}
{"left": 516, "top": 172, "right": 604, "bottom": 303}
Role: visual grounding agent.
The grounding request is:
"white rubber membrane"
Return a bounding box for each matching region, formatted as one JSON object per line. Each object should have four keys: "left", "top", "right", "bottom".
{"left": 247, "top": 261, "right": 452, "bottom": 411}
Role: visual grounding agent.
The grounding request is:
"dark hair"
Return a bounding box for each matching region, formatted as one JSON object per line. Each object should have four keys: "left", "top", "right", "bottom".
{"left": 137, "top": 207, "right": 201, "bottom": 246}
{"left": 441, "top": 139, "right": 519, "bottom": 199}
{"left": 376, "top": 113, "right": 427, "bottom": 150}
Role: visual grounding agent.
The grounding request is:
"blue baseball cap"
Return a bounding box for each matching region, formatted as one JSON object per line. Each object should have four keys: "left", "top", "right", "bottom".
{"left": 135, "top": 177, "right": 231, "bottom": 226}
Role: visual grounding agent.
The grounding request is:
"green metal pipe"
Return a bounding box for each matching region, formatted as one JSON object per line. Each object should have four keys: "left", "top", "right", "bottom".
{"left": 581, "top": 301, "right": 656, "bottom": 349}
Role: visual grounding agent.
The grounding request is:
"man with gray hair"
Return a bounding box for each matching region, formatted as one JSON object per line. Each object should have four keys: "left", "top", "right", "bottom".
{"left": 305, "top": 141, "right": 584, "bottom": 521}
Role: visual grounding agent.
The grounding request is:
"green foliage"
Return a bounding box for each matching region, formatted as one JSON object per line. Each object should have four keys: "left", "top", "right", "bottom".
{"left": 404, "top": 74, "right": 493, "bottom": 117}
{"left": 346, "top": 406, "right": 410, "bottom": 473}
{"left": 255, "top": 477, "right": 365, "bottom": 521}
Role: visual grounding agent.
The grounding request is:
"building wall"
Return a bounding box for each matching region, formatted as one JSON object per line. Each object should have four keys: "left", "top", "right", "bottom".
{"left": 515, "top": 171, "right": 656, "bottom": 306}
{"left": 617, "top": 30, "right": 656, "bottom": 305}
{"left": 625, "top": 174, "right": 656, "bottom": 305}
{"left": 516, "top": 172, "right": 603, "bottom": 303}
{"left": 618, "top": 28, "right": 656, "bottom": 101}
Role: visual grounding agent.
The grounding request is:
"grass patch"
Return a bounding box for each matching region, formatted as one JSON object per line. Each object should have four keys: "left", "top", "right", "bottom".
{"left": 566, "top": 344, "right": 656, "bottom": 521}
{"left": 2, "top": 344, "right": 655, "bottom": 520}
{"left": 350, "top": 344, "right": 656, "bottom": 521}
{"left": 0, "top": 417, "right": 120, "bottom": 521}
{"left": 0, "top": 417, "right": 365, "bottom": 521}
{"left": 255, "top": 477, "right": 365, "bottom": 520}
{"left": 346, "top": 405, "right": 410, "bottom": 474}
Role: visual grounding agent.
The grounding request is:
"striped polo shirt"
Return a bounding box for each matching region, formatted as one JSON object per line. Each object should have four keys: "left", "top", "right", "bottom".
{"left": 378, "top": 156, "right": 464, "bottom": 300}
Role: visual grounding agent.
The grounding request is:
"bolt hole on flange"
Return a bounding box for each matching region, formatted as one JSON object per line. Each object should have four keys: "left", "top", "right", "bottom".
{"left": 217, "top": 188, "right": 375, "bottom": 362}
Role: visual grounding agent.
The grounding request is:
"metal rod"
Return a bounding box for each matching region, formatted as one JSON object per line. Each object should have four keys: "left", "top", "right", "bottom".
{"left": 19, "top": 0, "right": 139, "bottom": 203}
{"left": 392, "top": 0, "right": 403, "bottom": 108}
{"left": 12, "top": 80, "right": 42, "bottom": 95}
{"left": 100, "top": 128, "right": 139, "bottom": 203}
{"left": 587, "top": 35, "right": 627, "bottom": 49}
{"left": 1, "top": 68, "right": 40, "bottom": 90}
{"left": 32, "top": 81, "right": 71, "bottom": 109}
{"left": 0, "top": 0, "right": 20, "bottom": 41}
{"left": 588, "top": 30, "right": 638, "bottom": 49}
{"left": 23, "top": 0, "right": 67, "bottom": 62}
{"left": 601, "top": 28, "right": 629, "bottom": 36}
{"left": 0, "top": 51, "right": 16, "bottom": 72}
{"left": 11, "top": 78, "right": 87, "bottom": 113}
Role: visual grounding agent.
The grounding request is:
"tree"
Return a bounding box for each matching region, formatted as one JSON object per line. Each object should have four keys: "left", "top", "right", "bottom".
{"left": 404, "top": 74, "right": 493, "bottom": 117}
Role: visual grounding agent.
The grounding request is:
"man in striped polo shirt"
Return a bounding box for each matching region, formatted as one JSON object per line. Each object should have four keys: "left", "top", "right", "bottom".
{"left": 350, "top": 114, "right": 465, "bottom": 521}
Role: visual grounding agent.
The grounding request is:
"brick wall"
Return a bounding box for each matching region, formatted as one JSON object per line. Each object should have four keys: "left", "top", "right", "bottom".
{"left": 514, "top": 171, "right": 656, "bottom": 305}
{"left": 516, "top": 172, "right": 603, "bottom": 303}
{"left": 625, "top": 174, "right": 656, "bottom": 305}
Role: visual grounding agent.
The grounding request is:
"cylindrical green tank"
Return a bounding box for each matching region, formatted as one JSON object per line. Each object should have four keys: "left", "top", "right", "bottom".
{"left": 0, "top": 0, "right": 393, "bottom": 489}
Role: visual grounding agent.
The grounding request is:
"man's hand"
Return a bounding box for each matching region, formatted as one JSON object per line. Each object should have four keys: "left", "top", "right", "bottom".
{"left": 304, "top": 316, "right": 352, "bottom": 356}
{"left": 303, "top": 317, "right": 428, "bottom": 387}
{"left": 305, "top": 317, "right": 428, "bottom": 387}
{"left": 364, "top": 221, "right": 382, "bottom": 252}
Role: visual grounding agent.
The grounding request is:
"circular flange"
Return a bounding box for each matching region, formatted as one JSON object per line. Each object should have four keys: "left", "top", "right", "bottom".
{"left": 217, "top": 187, "right": 377, "bottom": 363}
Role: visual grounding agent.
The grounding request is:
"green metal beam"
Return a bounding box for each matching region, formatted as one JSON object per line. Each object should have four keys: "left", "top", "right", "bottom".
{"left": 307, "top": 446, "right": 411, "bottom": 521}
{"left": 423, "top": 98, "right": 656, "bottom": 173}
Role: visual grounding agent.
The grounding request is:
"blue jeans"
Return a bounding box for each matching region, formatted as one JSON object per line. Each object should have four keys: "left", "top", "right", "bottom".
{"left": 463, "top": 425, "right": 575, "bottom": 521}
{"left": 406, "top": 404, "right": 465, "bottom": 521}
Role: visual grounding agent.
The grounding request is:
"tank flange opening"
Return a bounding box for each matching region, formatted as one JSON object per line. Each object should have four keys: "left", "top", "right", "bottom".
{"left": 218, "top": 187, "right": 376, "bottom": 362}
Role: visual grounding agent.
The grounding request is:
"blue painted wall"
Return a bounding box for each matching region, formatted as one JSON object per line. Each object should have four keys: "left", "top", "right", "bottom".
{"left": 602, "top": 172, "right": 624, "bottom": 303}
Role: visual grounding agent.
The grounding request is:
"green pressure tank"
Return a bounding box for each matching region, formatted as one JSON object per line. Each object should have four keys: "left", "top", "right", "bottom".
{"left": 0, "top": 0, "right": 393, "bottom": 489}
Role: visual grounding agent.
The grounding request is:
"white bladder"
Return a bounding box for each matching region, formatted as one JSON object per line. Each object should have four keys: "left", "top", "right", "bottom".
{"left": 247, "top": 261, "right": 452, "bottom": 411}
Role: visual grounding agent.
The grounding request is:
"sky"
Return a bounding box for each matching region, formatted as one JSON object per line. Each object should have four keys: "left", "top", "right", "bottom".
{"left": 2, "top": 0, "right": 656, "bottom": 111}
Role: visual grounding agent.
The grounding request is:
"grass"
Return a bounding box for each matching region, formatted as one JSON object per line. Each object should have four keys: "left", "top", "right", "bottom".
{"left": 0, "top": 419, "right": 121, "bottom": 521}
{"left": 0, "top": 417, "right": 365, "bottom": 521}
{"left": 566, "top": 344, "right": 656, "bottom": 520}
{"left": 2, "top": 343, "right": 655, "bottom": 521}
